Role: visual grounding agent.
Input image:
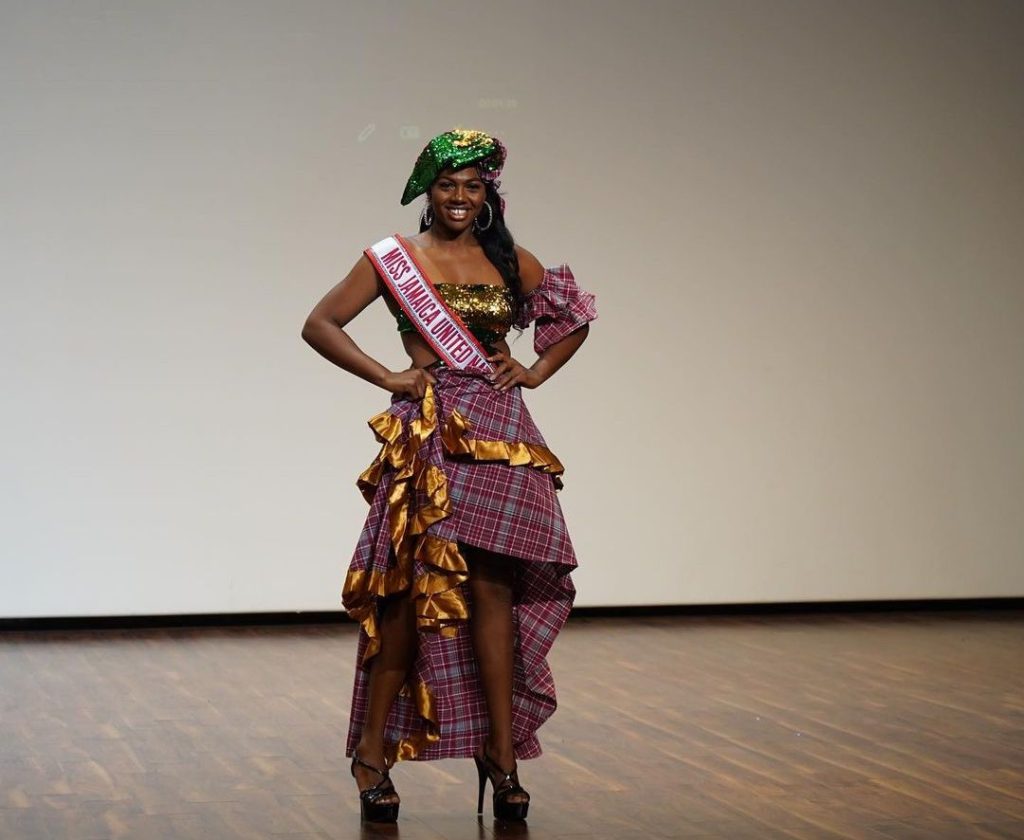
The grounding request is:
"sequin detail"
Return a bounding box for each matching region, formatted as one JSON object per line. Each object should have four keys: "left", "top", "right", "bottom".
{"left": 400, "top": 128, "right": 506, "bottom": 207}
{"left": 391, "top": 284, "right": 515, "bottom": 346}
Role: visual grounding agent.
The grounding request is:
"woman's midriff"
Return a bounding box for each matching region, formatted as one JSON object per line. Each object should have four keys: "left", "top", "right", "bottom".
{"left": 400, "top": 331, "right": 508, "bottom": 370}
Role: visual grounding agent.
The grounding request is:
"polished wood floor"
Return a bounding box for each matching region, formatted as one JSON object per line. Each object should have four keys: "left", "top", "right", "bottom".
{"left": 1, "top": 609, "right": 1022, "bottom": 839}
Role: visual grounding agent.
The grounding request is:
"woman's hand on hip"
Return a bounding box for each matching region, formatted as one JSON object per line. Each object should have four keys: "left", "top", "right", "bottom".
{"left": 382, "top": 368, "right": 437, "bottom": 400}
{"left": 487, "top": 351, "right": 541, "bottom": 392}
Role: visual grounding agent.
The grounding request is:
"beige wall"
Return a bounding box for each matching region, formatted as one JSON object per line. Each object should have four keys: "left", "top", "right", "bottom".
{"left": 2, "top": 0, "right": 1022, "bottom": 616}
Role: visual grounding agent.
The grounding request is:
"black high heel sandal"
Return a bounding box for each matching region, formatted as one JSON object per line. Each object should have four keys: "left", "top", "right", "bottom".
{"left": 350, "top": 752, "right": 399, "bottom": 823}
{"left": 474, "top": 747, "right": 530, "bottom": 821}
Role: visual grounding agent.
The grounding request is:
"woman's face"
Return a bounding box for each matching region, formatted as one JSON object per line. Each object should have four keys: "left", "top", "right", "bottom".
{"left": 428, "top": 166, "right": 487, "bottom": 232}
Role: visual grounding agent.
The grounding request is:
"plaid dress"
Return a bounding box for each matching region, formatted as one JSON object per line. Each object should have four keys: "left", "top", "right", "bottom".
{"left": 342, "top": 265, "right": 597, "bottom": 763}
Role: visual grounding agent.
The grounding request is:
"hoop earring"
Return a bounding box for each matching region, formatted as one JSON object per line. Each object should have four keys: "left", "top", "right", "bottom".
{"left": 421, "top": 201, "right": 434, "bottom": 227}
{"left": 473, "top": 201, "right": 493, "bottom": 232}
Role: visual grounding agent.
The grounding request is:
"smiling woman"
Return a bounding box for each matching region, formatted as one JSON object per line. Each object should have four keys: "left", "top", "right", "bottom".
{"left": 301, "top": 127, "right": 597, "bottom": 825}
{"left": 433, "top": 169, "right": 485, "bottom": 223}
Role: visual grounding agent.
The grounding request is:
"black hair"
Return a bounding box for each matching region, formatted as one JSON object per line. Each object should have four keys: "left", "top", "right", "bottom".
{"left": 418, "top": 171, "right": 525, "bottom": 325}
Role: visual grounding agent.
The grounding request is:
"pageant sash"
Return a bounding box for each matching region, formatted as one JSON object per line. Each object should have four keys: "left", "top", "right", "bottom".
{"left": 365, "top": 235, "right": 493, "bottom": 375}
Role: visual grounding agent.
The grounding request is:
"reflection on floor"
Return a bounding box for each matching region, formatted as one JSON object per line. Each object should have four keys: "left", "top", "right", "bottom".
{"left": 1, "top": 609, "right": 1022, "bottom": 838}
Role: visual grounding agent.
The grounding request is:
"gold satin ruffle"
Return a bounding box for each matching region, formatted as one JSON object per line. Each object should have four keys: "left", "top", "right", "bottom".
{"left": 341, "top": 382, "right": 565, "bottom": 761}
{"left": 343, "top": 385, "right": 469, "bottom": 662}
{"left": 441, "top": 406, "right": 565, "bottom": 489}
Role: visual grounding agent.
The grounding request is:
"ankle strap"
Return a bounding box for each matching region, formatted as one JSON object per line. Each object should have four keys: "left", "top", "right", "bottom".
{"left": 481, "top": 751, "right": 520, "bottom": 786}
{"left": 351, "top": 754, "right": 389, "bottom": 779}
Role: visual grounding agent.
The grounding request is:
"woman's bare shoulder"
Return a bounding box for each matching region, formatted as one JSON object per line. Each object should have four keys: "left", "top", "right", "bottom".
{"left": 514, "top": 245, "right": 545, "bottom": 294}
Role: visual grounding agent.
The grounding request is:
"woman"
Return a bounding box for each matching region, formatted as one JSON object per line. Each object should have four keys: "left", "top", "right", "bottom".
{"left": 301, "top": 128, "right": 596, "bottom": 823}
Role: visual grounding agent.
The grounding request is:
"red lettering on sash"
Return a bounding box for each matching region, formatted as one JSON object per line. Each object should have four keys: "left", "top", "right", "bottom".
{"left": 381, "top": 248, "right": 411, "bottom": 282}
{"left": 431, "top": 321, "right": 456, "bottom": 342}
{"left": 369, "top": 237, "right": 493, "bottom": 375}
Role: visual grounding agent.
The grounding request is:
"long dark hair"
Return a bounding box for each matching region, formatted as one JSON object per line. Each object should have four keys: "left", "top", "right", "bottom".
{"left": 418, "top": 174, "right": 525, "bottom": 324}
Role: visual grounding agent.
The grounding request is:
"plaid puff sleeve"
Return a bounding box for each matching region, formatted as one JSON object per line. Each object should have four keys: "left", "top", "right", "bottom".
{"left": 514, "top": 265, "right": 598, "bottom": 356}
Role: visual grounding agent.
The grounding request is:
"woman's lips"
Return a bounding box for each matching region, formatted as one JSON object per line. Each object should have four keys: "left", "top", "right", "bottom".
{"left": 445, "top": 206, "right": 469, "bottom": 220}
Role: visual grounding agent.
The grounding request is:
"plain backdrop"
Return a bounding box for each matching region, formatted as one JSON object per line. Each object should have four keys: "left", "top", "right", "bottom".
{"left": 2, "top": 0, "right": 1023, "bottom": 617}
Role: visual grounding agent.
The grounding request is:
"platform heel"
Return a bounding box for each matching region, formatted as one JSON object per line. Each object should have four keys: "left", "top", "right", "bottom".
{"left": 350, "top": 753, "right": 399, "bottom": 823}
{"left": 473, "top": 747, "right": 530, "bottom": 821}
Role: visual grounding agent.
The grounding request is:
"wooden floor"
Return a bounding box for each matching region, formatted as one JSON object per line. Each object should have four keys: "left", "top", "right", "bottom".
{"left": 1, "top": 609, "right": 1023, "bottom": 839}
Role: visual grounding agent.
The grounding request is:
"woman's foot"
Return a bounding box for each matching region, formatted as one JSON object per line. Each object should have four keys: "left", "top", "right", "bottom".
{"left": 476, "top": 742, "right": 528, "bottom": 804}
{"left": 352, "top": 741, "right": 399, "bottom": 819}
{"left": 474, "top": 739, "right": 530, "bottom": 820}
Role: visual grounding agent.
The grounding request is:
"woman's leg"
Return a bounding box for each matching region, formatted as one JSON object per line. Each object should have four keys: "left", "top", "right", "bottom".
{"left": 466, "top": 545, "right": 529, "bottom": 804}
{"left": 352, "top": 590, "right": 417, "bottom": 802}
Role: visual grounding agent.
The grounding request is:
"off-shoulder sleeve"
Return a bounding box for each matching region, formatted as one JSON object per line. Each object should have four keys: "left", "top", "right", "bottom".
{"left": 514, "top": 264, "right": 597, "bottom": 355}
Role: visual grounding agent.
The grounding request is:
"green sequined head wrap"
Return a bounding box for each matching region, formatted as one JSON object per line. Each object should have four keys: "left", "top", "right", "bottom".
{"left": 400, "top": 127, "right": 507, "bottom": 207}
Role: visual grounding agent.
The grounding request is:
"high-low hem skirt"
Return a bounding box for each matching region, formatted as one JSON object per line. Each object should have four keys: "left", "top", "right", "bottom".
{"left": 342, "top": 364, "right": 577, "bottom": 764}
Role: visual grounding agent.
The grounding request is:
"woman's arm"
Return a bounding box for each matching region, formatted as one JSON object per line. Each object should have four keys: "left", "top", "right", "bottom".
{"left": 523, "top": 323, "right": 590, "bottom": 388}
{"left": 301, "top": 254, "right": 435, "bottom": 399}
{"left": 516, "top": 245, "right": 546, "bottom": 295}
{"left": 487, "top": 246, "right": 590, "bottom": 392}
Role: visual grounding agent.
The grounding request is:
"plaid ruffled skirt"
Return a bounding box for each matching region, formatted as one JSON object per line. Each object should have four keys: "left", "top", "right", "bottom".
{"left": 342, "top": 364, "right": 578, "bottom": 763}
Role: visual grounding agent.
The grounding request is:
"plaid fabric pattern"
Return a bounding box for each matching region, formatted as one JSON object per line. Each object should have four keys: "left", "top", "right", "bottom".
{"left": 515, "top": 264, "right": 598, "bottom": 355}
{"left": 344, "top": 366, "right": 578, "bottom": 761}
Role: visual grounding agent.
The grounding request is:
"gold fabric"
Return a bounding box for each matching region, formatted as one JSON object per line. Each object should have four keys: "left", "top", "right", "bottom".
{"left": 441, "top": 409, "right": 565, "bottom": 489}
{"left": 391, "top": 677, "right": 439, "bottom": 763}
{"left": 345, "top": 386, "right": 468, "bottom": 663}
{"left": 391, "top": 283, "right": 515, "bottom": 345}
{"left": 341, "top": 383, "right": 566, "bottom": 761}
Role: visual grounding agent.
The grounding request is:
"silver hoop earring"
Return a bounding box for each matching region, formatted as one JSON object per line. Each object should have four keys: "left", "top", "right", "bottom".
{"left": 421, "top": 201, "right": 434, "bottom": 227}
{"left": 473, "top": 201, "right": 494, "bottom": 232}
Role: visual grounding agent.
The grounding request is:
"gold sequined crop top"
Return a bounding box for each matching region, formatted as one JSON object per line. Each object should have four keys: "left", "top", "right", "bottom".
{"left": 389, "top": 283, "right": 516, "bottom": 346}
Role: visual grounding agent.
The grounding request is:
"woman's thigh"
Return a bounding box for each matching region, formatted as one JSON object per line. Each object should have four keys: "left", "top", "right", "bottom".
{"left": 463, "top": 543, "right": 516, "bottom": 600}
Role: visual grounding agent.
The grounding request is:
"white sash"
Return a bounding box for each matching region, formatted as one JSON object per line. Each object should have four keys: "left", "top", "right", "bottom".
{"left": 365, "top": 235, "right": 493, "bottom": 375}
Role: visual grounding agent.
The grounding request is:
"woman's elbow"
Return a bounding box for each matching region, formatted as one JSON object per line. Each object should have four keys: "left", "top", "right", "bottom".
{"left": 301, "top": 317, "right": 322, "bottom": 346}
